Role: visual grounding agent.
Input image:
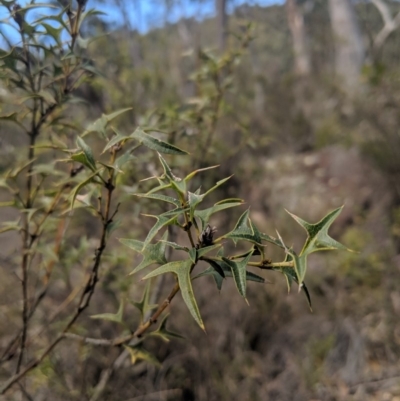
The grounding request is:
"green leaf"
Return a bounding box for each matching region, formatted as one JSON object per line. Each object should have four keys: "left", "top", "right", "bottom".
{"left": 260, "top": 233, "right": 285, "bottom": 249}
{"left": 273, "top": 253, "right": 312, "bottom": 311}
{"left": 161, "top": 241, "right": 189, "bottom": 252}
{"left": 224, "top": 209, "right": 263, "bottom": 245}
{"left": 157, "top": 153, "right": 187, "bottom": 195}
{"left": 151, "top": 314, "right": 185, "bottom": 342}
{"left": 142, "top": 215, "right": 178, "bottom": 248}
{"left": 115, "top": 152, "right": 135, "bottom": 170}
{"left": 131, "top": 127, "right": 188, "bottom": 155}
{"left": 69, "top": 170, "right": 101, "bottom": 209}
{"left": 194, "top": 258, "right": 264, "bottom": 291}
{"left": 143, "top": 259, "right": 204, "bottom": 330}
{"left": 102, "top": 130, "right": 130, "bottom": 154}
{"left": 0, "top": 220, "right": 21, "bottom": 234}
{"left": 286, "top": 206, "right": 350, "bottom": 256}
{"left": 276, "top": 230, "right": 309, "bottom": 286}
{"left": 189, "top": 248, "right": 197, "bottom": 263}
{"left": 41, "top": 22, "right": 62, "bottom": 45}
{"left": 71, "top": 151, "right": 95, "bottom": 171}
{"left": 203, "top": 176, "right": 233, "bottom": 197}
{"left": 82, "top": 108, "right": 132, "bottom": 138}
{"left": 221, "top": 252, "right": 254, "bottom": 299}
{"left": 131, "top": 280, "right": 158, "bottom": 322}
{"left": 119, "top": 231, "right": 168, "bottom": 275}
{"left": 76, "top": 136, "right": 96, "bottom": 171}
{"left": 194, "top": 199, "right": 244, "bottom": 230}
{"left": 197, "top": 244, "right": 221, "bottom": 258}
{"left": 188, "top": 191, "right": 204, "bottom": 220}
{"left": 134, "top": 193, "right": 180, "bottom": 208}
{"left": 124, "top": 345, "right": 161, "bottom": 367}
{"left": 184, "top": 165, "right": 219, "bottom": 182}
{"left": 91, "top": 299, "right": 124, "bottom": 324}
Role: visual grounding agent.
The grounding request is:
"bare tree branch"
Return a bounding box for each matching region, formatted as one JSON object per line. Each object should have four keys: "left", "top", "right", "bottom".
{"left": 371, "top": 0, "right": 400, "bottom": 50}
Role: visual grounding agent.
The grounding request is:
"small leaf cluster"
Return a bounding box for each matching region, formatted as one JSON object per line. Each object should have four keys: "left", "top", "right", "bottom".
{"left": 120, "top": 153, "right": 351, "bottom": 329}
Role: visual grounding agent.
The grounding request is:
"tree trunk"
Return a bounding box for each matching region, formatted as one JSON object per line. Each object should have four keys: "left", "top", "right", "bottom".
{"left": 328, "top": 0, "right": 365, "bottom": 93}
{"left": 216, "top": 0, "right": 227, "bottom": 53}
{"left": 286, "top": 0, "right": 311, "bottom": 77}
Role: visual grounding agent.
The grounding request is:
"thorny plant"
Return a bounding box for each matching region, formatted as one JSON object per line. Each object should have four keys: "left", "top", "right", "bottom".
{"left": 0, "top": 0, "right": 351, "bottom": 397}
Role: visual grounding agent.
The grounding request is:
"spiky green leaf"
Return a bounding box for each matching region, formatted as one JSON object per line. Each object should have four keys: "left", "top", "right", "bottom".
{"left": 119, "top": 231, "right": 168, "bottom": 275}
{"left": 286, "top": 206, "right": 350, "bottom": 256}
{"left": 151, "top": 314, "right": 185, "bottom": 342}
{"left": 91, "top": 300, "right": 124, "bottom": 324}
{"left": 76, "top": 136, "right": 96, "bottom": 171}
{"left": 131, "top": 128, "right": 188, "bottom": 155}
{"left": 224, "top": 209, "right": 263, "bottom": 245}
{"left": 221, "top": 252, "right": 254, "bottom": 298}
{"left": 142, "top": 259, "right": 204, "bottom": 330}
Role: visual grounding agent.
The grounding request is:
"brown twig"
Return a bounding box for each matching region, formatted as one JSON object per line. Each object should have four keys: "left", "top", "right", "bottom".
{"left": 1, "top": 163, "right": 116, "bottom": 395}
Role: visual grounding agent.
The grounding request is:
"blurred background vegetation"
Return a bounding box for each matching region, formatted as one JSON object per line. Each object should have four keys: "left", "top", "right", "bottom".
{"left": 1, "top": 0, "right": 400, "bottom": 400}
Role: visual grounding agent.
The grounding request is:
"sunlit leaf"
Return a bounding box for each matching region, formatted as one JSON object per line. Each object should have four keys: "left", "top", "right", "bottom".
{"left": 119, "top": 231, "right": 168, "bottom": 275}
{"left": 224, "top": 209, "right": 263, "bottom": 245}
{"left": 221, "top": 252, "right": 253, "bottom": 299}
{"left": 151, "top": 314, "right": 185, "bottom": 342}
{"left": 143, "top": 259, "right": 204, "bottom": 330}
{"left": 157, "top": 153, "right": 187, "bottom": 195}
{"left": 184, "top": 165, "right": 219, "bottom": 181}
{"left": 82, "top": 108, "right": 132, "bottom": 138}
{"left": 286, "top": 206, "right": 350, "bottom": 256}
{"left": 194, "top": 199, "right": 244, "bottom": 230}
{"left": 131, "top": 279, "right": 157, "bottom": 322}
{"left": 134, "top": 193, "right": 180, "bottom": 207}
{"left": 273, "top": 253, "right": 312, "bottom": 311}
{"left": 124, "top": 345, "right": 161, "bottom": 367}
{"left": 141, "top": 215, "right": 178, "bottom": 248}
{"left": 76, "top": 136, "right": 96, "bottom": 171}
{"left": 131, "top": 127, "right": 188, "bottom": 155}
{"left": 69, "top": 170, "right": 101, "bottom": 209}
{"left": 91, "top": 299, "right": 125, "bottom": 324}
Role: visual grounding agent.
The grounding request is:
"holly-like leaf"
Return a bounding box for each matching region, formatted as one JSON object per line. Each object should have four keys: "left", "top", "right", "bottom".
{"left": 102, "top": 130, "right": 131, "bottom": 154}
{"left": 131, "top": 127, "right": 188, "bottom": 155}
{"left": 76, "top": 136, "right": 96, "bottom": 171}
{"left": 119, "top": 231, "right": 168, "bottom": 275}
{"left": 221, "top": 252, "right": 254, "bottom": 299}
{"left": 142, "top": 259, "right": 204, "bottom": 330}
{"left": 131, "top": 280, "right": 158, "bottom": 322}
{"left": 91, "top": 299, "right": 125, "bottom": 324}
{"left": 194, "top": 258, "right": 264, "bottom": 291}
{"left": 194, "top": 199, "right": 244, "bottom": 230}
{"left": 157, "top": 153, "right": 187, "bottom": 195}
{"left": 286, "top": 206, "right": 350, "bottom": 256}
{"left": 69, "top": 170, "right": 101, "bottom": 209}
{"left": 124, "top": 345, "right": 161, "bottom": 367}
{"left": 134, "top": 193, "right": 180, "bottom": 207}
{"left": 197, "top": 244, "right": 221, "bottom": 258}
{"left": 184, "top": 165, "right": 219, "bottom": 182}
{"left": 276, "top": 230, "right": 309, "bottom": 286}
{"left": 83, "top": 108, "right": 132, "bottom": 138}
{"left": 189, "top": 248, "right": 197, "bottom": 263}
{"left": 188, "top": 191, "right": 204, "bottom": 220}
{"left": 71, "top": 151, "right": 95, "bottom": 172}
{"left": 224, "top": 209, "right": 263, "bottom": 245}
{"left": 273, "top": 253, "right": 312, "bottom": 311}
{"left": 142, "top": 214, "right": 177, "bottom": 248}
{"left": 0, "top": 220, "right": 21, "bottom": 235}
{"left": 161, "top": 241, "right": 189, "bottom": 252}
{"left": 260, "top": 233, "right": 285, "bottom": 249}
{"left": 151, "top": 314, "right": 185, "bottom": 342}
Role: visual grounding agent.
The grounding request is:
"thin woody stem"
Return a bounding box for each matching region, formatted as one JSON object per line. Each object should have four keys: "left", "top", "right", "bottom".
{"left": 1, "top": 154, "right": 117, "bottom": 395}
{"left": 62, "top": 281, "right": 181, "bottom": 347}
